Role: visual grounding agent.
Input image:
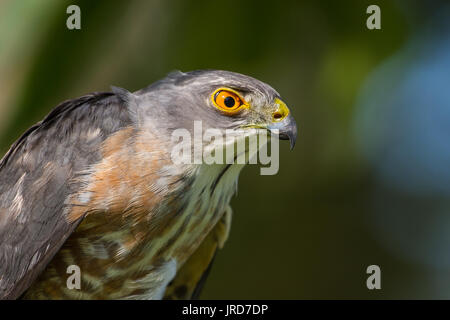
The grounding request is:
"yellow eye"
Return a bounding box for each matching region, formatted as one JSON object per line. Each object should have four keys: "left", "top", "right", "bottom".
{"left": 212, "top": 89, "right": 246, "bottom": 113}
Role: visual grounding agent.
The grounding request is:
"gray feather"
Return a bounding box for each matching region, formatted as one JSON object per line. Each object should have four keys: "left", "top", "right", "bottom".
{"left": 0, "top": 92, "right": 132, "bottom": 299}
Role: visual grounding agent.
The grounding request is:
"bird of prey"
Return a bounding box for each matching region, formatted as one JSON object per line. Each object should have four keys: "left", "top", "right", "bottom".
{"left": 0, "top": 70, "right": 297, "bottom": 299}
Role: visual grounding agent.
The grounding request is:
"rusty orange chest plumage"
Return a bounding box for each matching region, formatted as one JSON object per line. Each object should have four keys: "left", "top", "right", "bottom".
{"left": 23, "top": 127, "right": 241, "bottom": 299}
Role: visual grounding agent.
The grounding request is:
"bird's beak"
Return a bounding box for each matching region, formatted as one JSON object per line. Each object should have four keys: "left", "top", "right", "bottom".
{"left": 267, "top": 98, "right": 297, "bottom": 150}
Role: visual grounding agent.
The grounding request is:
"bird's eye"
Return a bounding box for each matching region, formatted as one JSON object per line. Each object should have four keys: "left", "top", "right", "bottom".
{"left": 212, "top": 89, "right": 246, "bottom": 114}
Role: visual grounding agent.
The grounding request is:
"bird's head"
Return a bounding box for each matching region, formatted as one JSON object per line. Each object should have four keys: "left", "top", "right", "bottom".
{"left": 119, "top": 70, "right": 297, "bottom": 166}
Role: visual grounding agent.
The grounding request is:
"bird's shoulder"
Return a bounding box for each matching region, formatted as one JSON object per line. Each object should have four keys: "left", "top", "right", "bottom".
{"left": 0, "top": 90, "right": 135, "bottom": 299}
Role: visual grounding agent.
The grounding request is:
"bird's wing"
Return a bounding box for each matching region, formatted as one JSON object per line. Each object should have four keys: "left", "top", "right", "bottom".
{"left": 164, "top": 205, "right": 232, "bottom": 299}
{"left": 0, "top": 92, "right": 132, "bottom": 299}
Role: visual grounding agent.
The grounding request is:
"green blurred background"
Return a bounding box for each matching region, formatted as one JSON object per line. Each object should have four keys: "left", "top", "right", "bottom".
{"left": 1, "top": 0, "right": 450, "bottom": 299}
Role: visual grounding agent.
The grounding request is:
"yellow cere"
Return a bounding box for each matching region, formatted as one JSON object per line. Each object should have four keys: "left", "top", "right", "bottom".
{"left": 272, "top": 98, "right": 289, "bottom": 122}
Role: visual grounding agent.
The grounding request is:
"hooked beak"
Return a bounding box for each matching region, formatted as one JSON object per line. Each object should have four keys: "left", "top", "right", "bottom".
{"left": 267, "top": 99, "right": 298, "bottom": 150}
{"left": 268, "top": 114, "right": 297, "bottom": 150}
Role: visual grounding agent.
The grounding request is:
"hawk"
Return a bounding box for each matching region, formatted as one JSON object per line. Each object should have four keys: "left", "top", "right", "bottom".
{"left": 0, "top": 70, "right": 296, "bottom": 299}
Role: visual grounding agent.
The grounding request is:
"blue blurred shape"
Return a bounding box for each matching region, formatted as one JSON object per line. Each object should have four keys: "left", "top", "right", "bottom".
{"left": 354, "top": 11, "right": 450, "bottom": 197}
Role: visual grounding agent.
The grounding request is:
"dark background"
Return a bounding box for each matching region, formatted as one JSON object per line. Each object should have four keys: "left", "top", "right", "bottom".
{"left": 1, "top": 0, "right": 449, "bottom": 299}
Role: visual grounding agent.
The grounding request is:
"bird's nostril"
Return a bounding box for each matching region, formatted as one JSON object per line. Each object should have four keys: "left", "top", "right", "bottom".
{"left": 273, "top": 112, "right": 283, "bottom": 120}
{"left": 272, "top": 98, "right": 289, "bottom": 122}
